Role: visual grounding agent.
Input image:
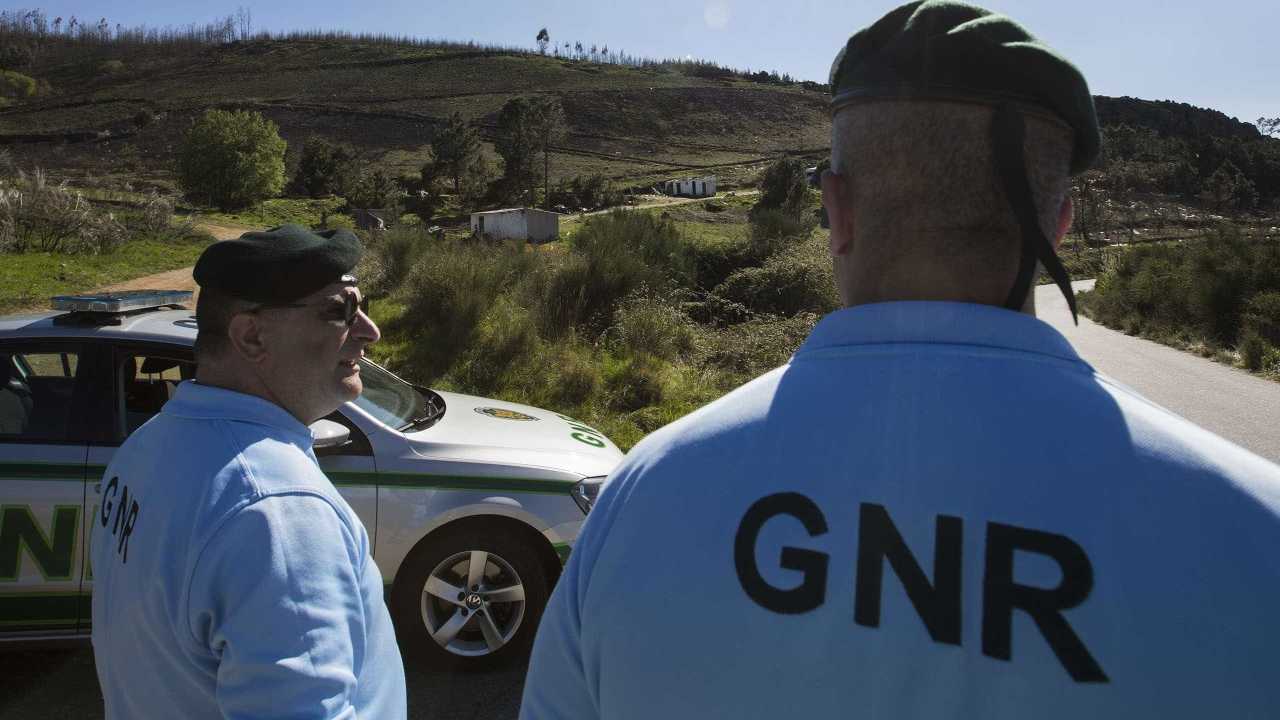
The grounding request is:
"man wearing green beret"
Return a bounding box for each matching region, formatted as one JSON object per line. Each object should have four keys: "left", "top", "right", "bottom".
{"left": 91, "top": 225, "right": 407, "bottom": 719}
{"left": 520, "top": 2, "right": 1280, "bottom": 718}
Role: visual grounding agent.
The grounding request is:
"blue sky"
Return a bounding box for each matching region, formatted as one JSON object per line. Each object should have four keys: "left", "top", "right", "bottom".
{"left": 26, "top": 0, "right": 1279, "bottom": 128}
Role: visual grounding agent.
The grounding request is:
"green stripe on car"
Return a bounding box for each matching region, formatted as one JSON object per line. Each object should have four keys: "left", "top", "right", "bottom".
{"left": 552, "top": 542, "right": 571, "bottom": 564}
{"left": 0, "top": 592, "right": 81, "bottom": 627}
{"left": 327, "top": 471, "right": 574, "bottom": 495}
{"left": 0, "top": 463, "right": 87, "bottom": 481}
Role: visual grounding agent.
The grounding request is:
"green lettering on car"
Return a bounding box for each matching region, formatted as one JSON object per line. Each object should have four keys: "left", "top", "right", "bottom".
{"left": 0, "top": 505, "right": 79, "bottom": 581}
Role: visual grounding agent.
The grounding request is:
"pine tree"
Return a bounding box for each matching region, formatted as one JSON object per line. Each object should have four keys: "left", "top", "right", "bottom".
{"left": 495, "top": 97, "right": 540, "bottom": 204}
{"left": 431, "top": 113, "right": 481, "bottom": 194}
{"left": 531, "top": 97, "right": 566, "bottom": 209}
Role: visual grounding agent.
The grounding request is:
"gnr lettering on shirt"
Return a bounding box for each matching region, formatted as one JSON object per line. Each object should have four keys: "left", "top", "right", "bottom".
{"left": 100, "top": 476, "right": 140, "bottom": 565}
{"left": 733, "top": 493, "right": 1107, "bottom": 683}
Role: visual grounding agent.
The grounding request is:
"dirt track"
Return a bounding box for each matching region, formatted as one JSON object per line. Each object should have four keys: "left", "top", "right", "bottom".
{"left": 87, "top": 222, "right": 250, "bottom": 300}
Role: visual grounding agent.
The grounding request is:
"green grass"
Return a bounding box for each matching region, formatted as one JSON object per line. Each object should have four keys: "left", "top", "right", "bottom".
{"left": 0, "top": 233, "right": 215, "bottom": 314}
{"left": 195, "top": 197, "right": 352, "bottom": 229}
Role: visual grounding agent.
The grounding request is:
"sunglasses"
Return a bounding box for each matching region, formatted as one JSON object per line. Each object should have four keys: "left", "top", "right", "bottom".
{"left": 248, "top": 293, "right": 370, "bottom": 327}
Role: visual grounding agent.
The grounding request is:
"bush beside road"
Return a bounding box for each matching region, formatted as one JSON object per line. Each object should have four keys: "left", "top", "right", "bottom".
{"left": 1078, "top": 224, "right": 1280, "bottom": 380}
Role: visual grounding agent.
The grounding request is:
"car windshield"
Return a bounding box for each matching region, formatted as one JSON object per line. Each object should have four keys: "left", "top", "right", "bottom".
{"left": 350, "top": 359, "right": 428, "bottom": 430}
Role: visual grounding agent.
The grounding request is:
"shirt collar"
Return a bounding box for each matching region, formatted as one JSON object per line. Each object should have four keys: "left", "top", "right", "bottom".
{"left": 162, "top": 380, "right": 313, "bottom": 440}
{"left": 794, "top": 301, "right": 1086, "bottom": 366}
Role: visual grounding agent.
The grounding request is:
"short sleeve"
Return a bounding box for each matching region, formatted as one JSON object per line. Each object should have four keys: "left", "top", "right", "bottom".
{"left": 188, "top": 493, "right": 368, "bottom": 720}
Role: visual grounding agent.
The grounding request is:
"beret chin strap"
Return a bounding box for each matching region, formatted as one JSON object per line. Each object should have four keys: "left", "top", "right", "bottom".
{"left": 992, "top": 103, "right": 1078, "bottom": 325}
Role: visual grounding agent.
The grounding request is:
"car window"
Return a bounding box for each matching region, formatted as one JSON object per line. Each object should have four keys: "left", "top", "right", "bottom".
{"left": 0, "top": 347, "right": 84, "bottom": 442}
{"left": 118, "top": 352, "right": 197, "bottom": 437}
{"left": 17, "top": 352, "right": 78, "bottom": 379}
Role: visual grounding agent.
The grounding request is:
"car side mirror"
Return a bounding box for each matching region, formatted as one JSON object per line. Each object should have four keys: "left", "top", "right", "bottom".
{"left": 310, "top": 418, "right": 351, "bottom": 450}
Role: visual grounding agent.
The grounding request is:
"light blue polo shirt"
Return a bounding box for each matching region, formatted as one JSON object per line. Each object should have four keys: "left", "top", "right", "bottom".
{"left": 91, "top": 382, "right": 406, "bottom": 720}
{"left": 522, "top": 301, "right": 1280, "bottom": 719}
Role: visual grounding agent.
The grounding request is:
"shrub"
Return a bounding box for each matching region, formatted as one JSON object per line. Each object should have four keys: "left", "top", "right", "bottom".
{"left": 0, "top": 169, "right": 126, "bottom": 254}
{"left": 98, "top": 60, "right": 126, "bottom": 76}
{"left": 689, "top": 235, "right": 756, "bottom": 290}
{"left": 541, "top": 211, "right": 692, "bottom": 335}
{"left": 366, "top": 226, "right": 430, "bottom": 294}
{"left": 550, "top": 347, "right": 601, "bottom": 407}
{"left": 1243, "top": 291, "right": 1280, "bottom": 346}
{"left": 293, "top": 136, "right": 356, "bottom": 198}
{"left": 682, "top": 292, "right": 754, "bottom": 327}
{"left": 706, "top": 313, "right": 819, "bottom": 378}
{"left": 1239, "top": 331, "right": 1268, "bottom": 372}
{"left": 549, "top": 174, "right": 622, "bottom": 211}
{"left": 0, "top": 70, "right": 37, "bottom": 99}
{"left": 749, "top": 207, "right": 815, "bottom": 255}
{"left": 177, "top": 110, "right": 286, "bottom": 210}
{"left": 0, "top": 43, "right": 34, "bottom": 70}
{"left": 611, "top": 292, "right": 699, "bottom": 361}
{"left": 538, "top": 253, "right": 593, "bottom": 338}
{"left": 451, "top": 297, "right": 538, "bottom": 394}
{"left": 1264, "top": 346, "right": 1280, "bottom": 376}
{"left": 754, "top": 156, "right": 810, "bottom": 217}
{"left": 389, "top": 239, "right": 537, "bottom": 382}
{"left": 346, "top": 169, "right": 400, "bottom": 210}
{"left": 1083, "top": 226, "right": 1280, "bottom": 350}
{"left": 607, "top": 355, "right": 665, "bottom": 411}
{"left": 713, "top": 236, "right": 837, "bottom": 317}
{"left": 132, "top": 191, "right": 178, "bottom": 236}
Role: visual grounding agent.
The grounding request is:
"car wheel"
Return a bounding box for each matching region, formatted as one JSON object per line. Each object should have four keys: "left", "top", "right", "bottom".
{"left": 391, "top": 524, "right": 550, "bottom": 670}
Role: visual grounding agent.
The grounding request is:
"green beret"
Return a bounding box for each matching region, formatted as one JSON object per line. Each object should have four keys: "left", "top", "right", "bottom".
{"left": 193, "top": 224, "right": 362, "bottom": 303}
{"left": 830, "top": 0, "right": 1100, "bottom": 174}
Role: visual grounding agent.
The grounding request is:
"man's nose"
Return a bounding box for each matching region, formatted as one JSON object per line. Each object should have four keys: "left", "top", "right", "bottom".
{"left": 351, "top": 308, "right": 380, "bottom": 344}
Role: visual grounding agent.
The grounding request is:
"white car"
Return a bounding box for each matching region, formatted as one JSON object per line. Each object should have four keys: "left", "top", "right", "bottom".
{"left": 0, "top": 291, "right": 622, "bottom": 668}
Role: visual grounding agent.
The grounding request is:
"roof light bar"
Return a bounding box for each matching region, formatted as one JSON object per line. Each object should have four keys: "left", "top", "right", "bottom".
{"left": 51, "top": 290, "right": 193, "bottom": 314}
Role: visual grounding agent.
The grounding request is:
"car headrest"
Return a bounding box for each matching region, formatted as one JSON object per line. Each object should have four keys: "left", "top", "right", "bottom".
{"left": 139, "top": 357, "right": 180, "bottom": 375}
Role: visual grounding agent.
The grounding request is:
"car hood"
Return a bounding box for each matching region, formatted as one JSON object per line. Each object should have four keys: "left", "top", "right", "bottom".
{"left": 403, "top": 390, "right": 623, "bottom": 478}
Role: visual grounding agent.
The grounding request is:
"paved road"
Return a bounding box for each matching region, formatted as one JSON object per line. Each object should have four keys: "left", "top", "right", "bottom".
{"left": 1037, "top": 280, "right": 1280, "bottom": 464}
{"left": 0, "top": 646, "right": 527, "bottom": 719}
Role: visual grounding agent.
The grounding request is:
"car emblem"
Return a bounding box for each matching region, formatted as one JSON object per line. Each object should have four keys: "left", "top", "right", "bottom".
{"left": 475, "top": 407, "right": 538, "bottom": 421}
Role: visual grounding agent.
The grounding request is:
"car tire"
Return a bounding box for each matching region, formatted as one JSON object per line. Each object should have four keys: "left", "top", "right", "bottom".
{"left": 391, "top": 524, "right": 550, "bottom": 670}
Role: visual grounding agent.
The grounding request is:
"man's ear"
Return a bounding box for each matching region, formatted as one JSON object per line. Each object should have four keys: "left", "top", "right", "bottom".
{"left": 821, "top": 170, "right": 852, "bottom": 256}
{"left": 1054, "top": 194, "right": 1073, "bottom": 251}
{"left": 226, "top": 312, "right": 269, "bottom": 364}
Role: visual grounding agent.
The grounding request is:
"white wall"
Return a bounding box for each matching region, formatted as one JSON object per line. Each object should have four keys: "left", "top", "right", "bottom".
{"left": 663, "top": 177, "right": 716, "bottom": 197}
{"left": 470, "top": 209, "right": 559, "bottom": 243}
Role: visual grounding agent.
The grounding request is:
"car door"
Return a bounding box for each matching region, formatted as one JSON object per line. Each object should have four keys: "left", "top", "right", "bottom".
{"left": 82, "top": 342, "right": 201, "bottom": 630}
{"left": 0, "top": 341, "right": 102, "bottom": 637}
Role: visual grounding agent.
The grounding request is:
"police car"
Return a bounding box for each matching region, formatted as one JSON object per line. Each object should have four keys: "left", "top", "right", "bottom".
{"left": 0, "top": 291, "right": 621, "bottom": 668}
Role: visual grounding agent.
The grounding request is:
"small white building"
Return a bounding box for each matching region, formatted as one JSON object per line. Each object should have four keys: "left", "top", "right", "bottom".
{"left": 470, "top": 208, "right": 560, "bottom": 243}
{"left": 661, "top": 176, "right": 717, "bottom": 198}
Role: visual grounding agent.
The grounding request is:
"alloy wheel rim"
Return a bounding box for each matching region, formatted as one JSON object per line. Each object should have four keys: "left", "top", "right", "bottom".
{"left": 421, "top": 550, "right": 527, "bottom": 657}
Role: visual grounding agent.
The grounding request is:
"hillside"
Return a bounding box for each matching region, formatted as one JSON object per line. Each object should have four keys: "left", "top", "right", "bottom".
{"left": 1, "top": 32, "right": 1276, "bottom": 213}
{"left": 0, "top": 38, "right": 831, "bottom": 191}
